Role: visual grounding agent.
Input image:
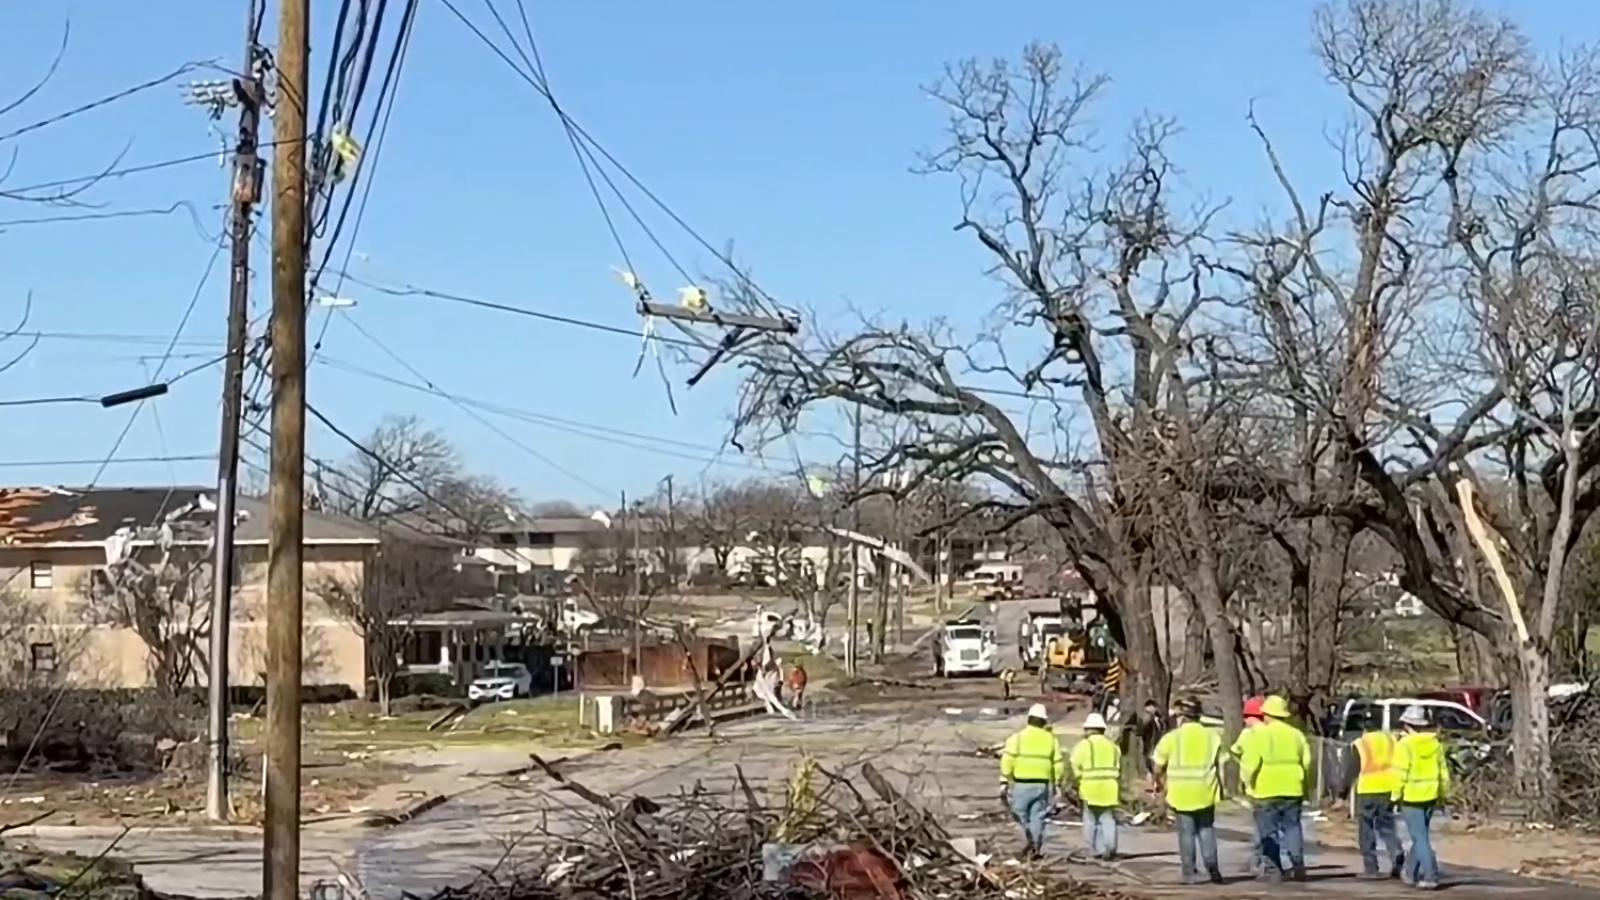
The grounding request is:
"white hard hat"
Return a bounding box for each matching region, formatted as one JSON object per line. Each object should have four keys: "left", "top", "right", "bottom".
{"left": 1083, "top": 712, "right": 1107, "bottom": 731}
{"left": 1027, "top": 703, "right": 1049, "bottom": 720}
{"left": 1399, "top": 704, "right": 1430, "bottom": 727}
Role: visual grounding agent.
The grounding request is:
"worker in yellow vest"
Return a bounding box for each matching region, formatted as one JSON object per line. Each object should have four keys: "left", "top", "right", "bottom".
{"left": 1070, "top": 712, "right": 1122, "bottom": 860}
{"left": 1392, "top": 705, "right": 1450, "bottom": 890}
{"left": 1152, "top": 698, "right": 1224, "bottom": 884}
{"left": 1239, "top": 694, "right": 1311, "bottom": 882}
{"left": 1230, "top": 696, "right": 1268, "bottom": 874}
{"left": 1000, "top": 702, "right": 1066, "bottom": 859}
{"left": 1345, "top": 721, "right": 1403, "bottom": 880}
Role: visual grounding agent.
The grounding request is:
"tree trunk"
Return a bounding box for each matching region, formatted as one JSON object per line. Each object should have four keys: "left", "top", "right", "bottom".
{"left": 377, "top": 673, "right": 394, "bottom": 717}
{"left": 1182, "top": 599, "right": 1208, "bottom": 683}
{"left": 1194, "top": 578, "right": 1245, "bottom": 739}
{"left": 1309, "top": 517, "right": 1353, "bottom": 694}
{"left": 1234, "top": 619, "right": 1267, "bottom": 694}
{"left": 1111, "top": 576, "right": 1169, "bottom": 711}
{"left": 1506, "top": 642, "right": 1554, "bottom": 818}
{"left": 1182, "top": 496, "right": 1244, "bottom": 738}
{"left": 1288, "top": 544, "right": 1311, "bottom": 693}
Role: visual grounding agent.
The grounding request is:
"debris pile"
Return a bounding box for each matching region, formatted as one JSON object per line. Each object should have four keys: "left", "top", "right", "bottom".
{"left": 428, "top": 755, "right": 1143, "bottom": 900}
{"left": 1455, "top": 694, "right": 1600, "bottom": 828}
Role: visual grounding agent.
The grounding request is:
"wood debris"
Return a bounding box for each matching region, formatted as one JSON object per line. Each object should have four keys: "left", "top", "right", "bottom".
{"left": 425, "top": 758, "right": 1145, "bottom": 900}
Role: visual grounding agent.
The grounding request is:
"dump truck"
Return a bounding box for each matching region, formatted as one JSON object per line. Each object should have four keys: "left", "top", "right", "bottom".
{"left": 1018, "top": 610, "right": 1066, "bottom": 670}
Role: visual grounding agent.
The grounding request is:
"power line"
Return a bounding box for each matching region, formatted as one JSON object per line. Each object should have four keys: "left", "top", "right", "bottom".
{"left": 89, "top": 230, "right": 228, "bottom": 489}
{"left": 331, "top": 268, "right": 700, "bottom": 346}
{"left": 328, "top": 317, "right": 793, "bottom": 483}
{"left": 0, "top": 395, "right": 96, "bottom": 408}
{"left": 0, "top": 61, "right": 208, "bottom": 144}
{"left": 300, "top": 404, "right": 572, "bottom": 575}
{"left": 330, "top": 267, "right": 1080, "bottom": 405}
{"left": 3, "top": 330, "right": 223, "bottom": 347}
{"left": 236, "top": 431, "right": 554, "bottom": 577}
{"left": 0, "top": 139, "right": 302, "bottom": 200}
{"left": 438, "top": 1, "right": 786, "bottom": 318}
{"left": 0, "top": 453, "right": 214, "bottom": 469}
{"left": 309, "top": 0, "right": 420, "bottom": 362}
{"left": 316, "top": 352, "right": 814, "bottom": 474}
{"left": 331, "top": 315, "right": 610, "bottom": 495}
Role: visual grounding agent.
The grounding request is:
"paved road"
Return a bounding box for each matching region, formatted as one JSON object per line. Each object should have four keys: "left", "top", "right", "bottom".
{"left": 14, "top": 707, "right": 1597, "bottom": 899}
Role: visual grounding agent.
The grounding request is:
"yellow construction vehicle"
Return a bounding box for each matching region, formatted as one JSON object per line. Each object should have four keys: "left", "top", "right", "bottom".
{"left": 1038, "top": 620, "right": 1118, "bottom": 694}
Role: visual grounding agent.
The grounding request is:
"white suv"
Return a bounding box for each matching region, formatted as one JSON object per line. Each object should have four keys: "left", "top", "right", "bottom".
{"left": 467, "top": 662, "right": 534, "bottom": 703}
{"left": 1336, "top": 697, "right": 1487, "bottom": 738}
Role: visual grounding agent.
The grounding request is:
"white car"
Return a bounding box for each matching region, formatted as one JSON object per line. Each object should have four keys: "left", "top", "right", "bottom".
{"left": 467, "top": 662, "right": 533, "bottom": 703}
{"left": 1336, "top": 697, "right": 1487, "bottom": 737}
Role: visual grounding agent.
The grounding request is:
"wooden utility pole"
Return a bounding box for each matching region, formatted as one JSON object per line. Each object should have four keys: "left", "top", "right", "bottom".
{"left": 264, "top": 0, "right": 308, "bottom": 897}
{"left": 205, "top": 6, "right": 264, "bottom": 823}
{"left": 845, "top": 402, "right": 861, "bottom": 676}
{"left": 664, "top": 474, "right": 676, "bottom": 589}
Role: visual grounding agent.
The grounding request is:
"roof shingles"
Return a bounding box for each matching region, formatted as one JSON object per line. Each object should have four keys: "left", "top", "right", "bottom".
{"left": 0, "top": 487, "right": 407, "bottom": 546}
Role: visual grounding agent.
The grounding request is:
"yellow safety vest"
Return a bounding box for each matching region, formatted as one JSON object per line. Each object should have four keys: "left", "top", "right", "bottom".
{"left": 1391, "top": 732, "right": 1450, "bottom": 805}
{"left": 1354, "top": 731, "right": 1399, "bottom": 796}
{"left": 1155, "top": 722, "right": 1221, "bottom": 812}
{"left": 1070, "top": 734, "right": 1122, "bottom": 809}
{"left": 1230, "top": 725, "right": 1261, "bottom": 799}
{"left": 1002, "top": 725, "right": 1064, "bottom": 784}
{"left": 1244, "top": 719, "right": 1311, "bottom": 799}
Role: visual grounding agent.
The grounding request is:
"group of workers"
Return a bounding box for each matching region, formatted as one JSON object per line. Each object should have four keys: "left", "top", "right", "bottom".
{"left": 999, "top": 695, "right": 1451, "bottom": 889}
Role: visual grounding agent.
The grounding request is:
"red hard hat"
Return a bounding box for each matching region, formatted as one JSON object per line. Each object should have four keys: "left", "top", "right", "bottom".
{"left": 1243, "top": 696, "right": 1266, "bottom": 718}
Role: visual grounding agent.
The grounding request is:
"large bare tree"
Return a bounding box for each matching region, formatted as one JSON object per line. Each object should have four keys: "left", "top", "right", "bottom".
{"left": 728, "top": 44, "right": 1259, "bottom": 730}
{"left": 1228, "top": 0, "right": 1596, "bottom": 806}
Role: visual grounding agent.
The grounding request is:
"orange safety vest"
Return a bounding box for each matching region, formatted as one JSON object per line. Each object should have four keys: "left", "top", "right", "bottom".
{"left": 1354, "top": 731, "right": 1399, "bottom": 796}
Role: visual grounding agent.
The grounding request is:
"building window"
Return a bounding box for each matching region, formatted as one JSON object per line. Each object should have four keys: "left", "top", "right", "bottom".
{"left": 29, "top": 561, "right": 53, "bottom": 590}
{"left": 29, "top": 642, "right": 56, "bottom": 673}
{"left": 526, "top": 532, "right": 555, "bottom": 547}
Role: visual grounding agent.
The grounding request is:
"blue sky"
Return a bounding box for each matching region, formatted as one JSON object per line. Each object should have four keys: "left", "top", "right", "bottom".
{"left": 0, "top": 1, "right": 1577, "bottom": 507}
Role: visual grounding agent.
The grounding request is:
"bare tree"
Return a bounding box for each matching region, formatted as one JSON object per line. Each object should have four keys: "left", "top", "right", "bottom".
{"left": 526, "top": 499, "right": 589, "bottom": 517}
{"left": 90, "top": 544, "right": 212, "bottom": 694}
{"left": 327, "top": 414, "right": 458, "bottom": 520}
{"left": 318, "top": 543, "right": 458, "bottom": 715}
{"left": 1234, "top": 0, "right": 1593, "bottom": 806}
{"left": 0, "top": 587, "right": 85, "bottom": 687}
{"left": 679, "top": 480, "right": 765, "bottom": 580}
{"left": 426, "top": 474, "right": 523, "bottom": 541}
{"left": 727, "top": 44, "right": 1250, "bottom": 726}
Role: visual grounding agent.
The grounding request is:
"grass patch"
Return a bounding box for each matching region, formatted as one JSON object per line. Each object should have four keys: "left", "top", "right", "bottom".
{"left": 233, "top": 695, "right": 618, "bottom": 754}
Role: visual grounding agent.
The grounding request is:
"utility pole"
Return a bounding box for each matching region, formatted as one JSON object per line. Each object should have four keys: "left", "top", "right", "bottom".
{"left": 264, "top": 0, "right": 307, "bottom": 897}
{"left": 845, "top": 402, "right": 861, "bottom": 676}
{"left": 664, "top": 474, "right": 676, "bottom": 590}
{"left": 631, "top": 493, "right": 642, "bottom": 673}
{"left": 205, "top": 6, "right": 264, "bottom": 824}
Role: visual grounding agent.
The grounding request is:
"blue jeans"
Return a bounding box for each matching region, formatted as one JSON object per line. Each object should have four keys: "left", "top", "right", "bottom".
{"left": 1174, "top": 806, "right": 1220, "bottom": 879}
{"left": 1400, "top": 803, "right": 1440, "bottom": 884}
{"left": 1255, "top": 798, "right": 1305, "bottom": 875}
{"left": 1010, "top": 782, "right": 1051, "bottom": 851}
{"left": 1082, "top": 805, "right": 1117, "bottom": 858}
{"left": 1357, "top": 794, "right": 1402, "bottom": 876}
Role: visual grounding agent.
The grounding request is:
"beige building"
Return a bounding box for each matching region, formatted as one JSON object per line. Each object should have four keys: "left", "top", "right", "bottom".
{"left": 0, "top": 486, "right": 465, "bottom": 695}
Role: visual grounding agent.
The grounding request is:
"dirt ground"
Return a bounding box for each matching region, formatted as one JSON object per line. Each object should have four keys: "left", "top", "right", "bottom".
{"left": 1315, "top": 818, "right": 1600, "bottom": 888}
{"left": 0, "top": 696, "right": 627, "bottom": 828}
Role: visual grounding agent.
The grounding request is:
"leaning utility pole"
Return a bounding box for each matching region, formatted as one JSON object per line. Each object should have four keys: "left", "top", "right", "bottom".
{"left": 264, "top": 0, "right": 308, "bottom": 897}
{"left": 845, "top": 402, "right": 861, "bottom": 676}
{"left": 205, "top": 6, "right": 264, "bottom": 824}
{"left": 664, "top": 474, "right": 676, "bottom": 590}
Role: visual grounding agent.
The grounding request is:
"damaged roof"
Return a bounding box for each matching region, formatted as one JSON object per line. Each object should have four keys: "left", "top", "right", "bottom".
{"left": 0, "top": 487, "right": 439, "bottom": 547}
